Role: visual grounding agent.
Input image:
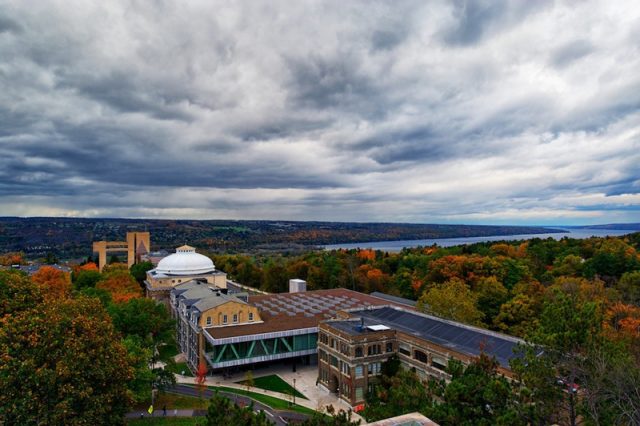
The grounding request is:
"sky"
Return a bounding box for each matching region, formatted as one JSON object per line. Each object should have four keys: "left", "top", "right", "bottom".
{"left": 0, "top": 1, "right": 639, "bottom": 226}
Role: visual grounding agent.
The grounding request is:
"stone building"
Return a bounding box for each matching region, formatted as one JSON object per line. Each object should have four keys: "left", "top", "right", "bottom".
{"left": 317, "top": 306, "right": 524, "bottom": 407}
{"left": 145, "top": 245, "right": 227, "bottom": 304}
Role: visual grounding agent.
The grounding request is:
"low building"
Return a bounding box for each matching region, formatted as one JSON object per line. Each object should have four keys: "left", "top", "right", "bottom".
{"left": 168, "top": 284, "right": 407, "bottom": 373}
{"left": 145, "top": 245, "right": 227, "bottom": 304}
{"left": 318, "top": 306, "right": 525, "bottom": 407}
{"left": 170, "top": 280, "right": 262, "bottom": 370}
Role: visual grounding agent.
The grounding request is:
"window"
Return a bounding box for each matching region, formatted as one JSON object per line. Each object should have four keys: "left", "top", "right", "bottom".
{"left": 341, "top": 361, "right": 350, "bottom": 375}
{"left": 249, "top": 312, "right": 254, "bottom": 322}
{"left": 355, "top": 387, "right": 364, "bottom": 401}
{"left": 386, "top": 342, "right": 393, "bottom": 353}
{"left": 355, "top": 346, "right": 363, "bottom": 357}
{"left": 206, "top": 316, "right": 211, "bottom": 326}
{"left": 367, "top": 344, "right": 381, "bottom": 356}
{"left": 414, "top": 350, "right": 428, "bottom": 364}
{"left": 367, "top": 362, "right": 381, "bottom": 375}
{"left": 330, "top": 355, "right": 339, "bottom": 368}
{"left": 398, "top": 343, "right": 410, "bottom": 356}
{"left": 319, "top": 333, "right": 329, "bottom": 345}
{"left": 355, "top": 365, "right": 364, "bottom": 378}
{"left": 223, "top": 314, "right": 228, "bottom": 324}
{"left": 432, "top": 355, "right": 447, "bottom": 371}
{"left": 233, "top": 314, "right": 238, "bottom": 323}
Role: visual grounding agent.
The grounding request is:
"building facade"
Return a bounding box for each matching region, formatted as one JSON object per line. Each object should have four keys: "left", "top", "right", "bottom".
{"left": 168, "top": 285, "right": 408, "bottom": 374}
{"left": 317, "top": 306, "right": 524, "bottom": 407}
{"left": 170, "top": 280, "right": 262, "bottom": 371}
{"left": 145, "top": 245, "right": 227, "bottom": 305}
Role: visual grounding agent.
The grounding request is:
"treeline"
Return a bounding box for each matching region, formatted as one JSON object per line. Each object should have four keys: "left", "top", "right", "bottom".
{"left": 213, "top": 233, "right": 640, "bottom": 425}
{"left": 0, "top": 262, "right": 177, "bottom": 424}
{"left": 0, "top": 216, "right": 559, "bottom": 259}
{"left": 211, "top": 233, "right": 640, "bottom": 336}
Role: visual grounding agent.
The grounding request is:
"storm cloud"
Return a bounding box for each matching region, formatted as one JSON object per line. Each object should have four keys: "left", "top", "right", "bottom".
{"left": 0, "top": 0, "right": 639, "bottom": 225}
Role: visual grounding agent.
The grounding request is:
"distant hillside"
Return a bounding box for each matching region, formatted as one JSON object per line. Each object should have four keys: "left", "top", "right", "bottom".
{"left": 0, "top": 217, "right": 563, "bottom": 260}
{"left": 571, "top": 223, "right": 640, "bottom": 231}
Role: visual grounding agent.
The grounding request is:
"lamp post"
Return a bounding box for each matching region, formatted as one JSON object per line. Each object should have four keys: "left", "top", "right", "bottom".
{"left": 293, "top": 378, "right": 296, "bottom": 406}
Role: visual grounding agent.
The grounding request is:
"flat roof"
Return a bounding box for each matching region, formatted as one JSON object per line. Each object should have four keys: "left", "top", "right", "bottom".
{"left": 343, "top": 306, "right": 525, "bottom": 369}
{"left": 205, "top": 288, "right": 410, "bottom": 340}
{"left": 370, "top": 292, "right": 417, "bottom": 307}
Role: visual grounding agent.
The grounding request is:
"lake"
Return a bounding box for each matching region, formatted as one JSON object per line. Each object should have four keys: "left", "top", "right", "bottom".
{"left": 323, "top": 228, "right": 635, "bottom": 252}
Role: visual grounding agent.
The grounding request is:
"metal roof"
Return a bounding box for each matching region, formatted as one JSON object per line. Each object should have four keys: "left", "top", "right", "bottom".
{"left": 352, "top": 306, "right": 525, "bottom": 368}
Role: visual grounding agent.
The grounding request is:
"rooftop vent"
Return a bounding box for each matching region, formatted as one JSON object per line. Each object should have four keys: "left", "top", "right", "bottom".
{"left": 289, "top": 278, "right": 307, "bottom": 293}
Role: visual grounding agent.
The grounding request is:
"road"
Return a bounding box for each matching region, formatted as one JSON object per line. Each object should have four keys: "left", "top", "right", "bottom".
{"left": 166, "top": 383, "right": 310, "bottom": 425}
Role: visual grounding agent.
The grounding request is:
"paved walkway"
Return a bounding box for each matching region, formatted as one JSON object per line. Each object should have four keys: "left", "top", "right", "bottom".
{"left": 173, "top": 363, "right": 364, "bottom": 423}
{"left": 125, "top": 408, "right": 204, "bottom": 419}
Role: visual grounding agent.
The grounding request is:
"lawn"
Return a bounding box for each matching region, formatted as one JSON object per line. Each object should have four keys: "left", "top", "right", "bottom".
{"left": 127, "top": 417, "right": 204, "bottom": 425}
{"left": 179, "top": 384, "right": 318, "bottom": 417}
{"left": 213, "top": 386, "right": 316, "bottom": 416}
{"left": 164, "top": 361, "right": 193, "bottom": 377}
{"left": 237, "top": 374, "right": 307, "bottom": 400}
{"left": 133, "top": 392, "right": 208, "bottom": 411}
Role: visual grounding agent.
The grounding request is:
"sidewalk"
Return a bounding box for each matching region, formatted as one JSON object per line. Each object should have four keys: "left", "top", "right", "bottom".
{"left": 125, "top": 408, "right": 205, "bottom": 419}
{"left": 173, "top": 364, "right": 364, "bottom": 423}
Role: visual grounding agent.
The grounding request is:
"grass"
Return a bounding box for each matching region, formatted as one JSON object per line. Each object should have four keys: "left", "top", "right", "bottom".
{"left": 164, "top": 361, "right": 193, "bottom": 377}
{"left": 132, "top": 392, "right": 208, "bottom": 411}
{"left": 237, "top": 374, "right": 307, "bottom": 400}
{"left": 181, "top": 384, "right": 318, "bottom": 417}
{"left": 127, "top": 418, "right": 204, "bottom": 425}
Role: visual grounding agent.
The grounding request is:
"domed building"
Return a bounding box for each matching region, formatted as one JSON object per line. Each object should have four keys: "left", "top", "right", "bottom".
{"left": 145, "top": 245, "right": 227, "bottom": 304}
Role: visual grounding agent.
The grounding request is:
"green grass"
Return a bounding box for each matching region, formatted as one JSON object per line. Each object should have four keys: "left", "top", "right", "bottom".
{"left": 181, "top": 384, "right": 318, "bottom": 416}
{"left": 127, "top": 417, "right": 204, "bottom": 425}
{"left": 237, "top": 374, "right": 306, "bottom": 400}
{"left": 133, "top": 392, "right": 208, "bottom": 411}
{"left": 165, "top": 361, "right": 193, "bottom": 377}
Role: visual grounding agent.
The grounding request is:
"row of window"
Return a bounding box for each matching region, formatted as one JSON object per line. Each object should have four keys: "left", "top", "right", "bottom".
{"left": 205, "top": 311, "right": 254, "bottom": 326}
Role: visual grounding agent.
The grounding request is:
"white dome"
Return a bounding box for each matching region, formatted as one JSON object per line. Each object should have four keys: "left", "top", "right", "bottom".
{"left": 155, "top": 245, "right": 215, "bottom": 276}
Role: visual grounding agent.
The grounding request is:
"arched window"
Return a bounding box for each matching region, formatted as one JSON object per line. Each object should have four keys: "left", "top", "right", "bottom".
{"left": 414, "top": 350, "right": 428, "bottom": 364}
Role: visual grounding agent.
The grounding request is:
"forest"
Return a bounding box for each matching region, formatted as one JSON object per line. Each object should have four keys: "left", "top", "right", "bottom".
{"left": 1, "top": 231, "right": 640, "bottom": 424}
{"left": 211, "top": 232, "right": 640, "bottom": 424}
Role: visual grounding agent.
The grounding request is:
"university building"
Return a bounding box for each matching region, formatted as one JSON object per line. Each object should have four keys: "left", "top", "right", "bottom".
{"left": 145, "top": 245, "right": 227, "bottom": 305}
{"left": 168, "top": 281, "right": 408, "bottom": 372}
{"left": 317, "top": 306, "right": 523, "bottom": 407}
{"left": 152, "top": 244, "right": 527, "bottom": 409}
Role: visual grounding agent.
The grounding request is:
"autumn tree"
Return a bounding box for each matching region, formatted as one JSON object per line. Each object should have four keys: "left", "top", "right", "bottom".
{"left": 0, "top": 297, "right": 133, "bottom": 425}
{"left": 616, "top": 270, "right": 640, "bottom": 305}
{"left": 96, "top": 269, "right": 142, "bottom": 303}
{"left": 0, "top": 251, "right": 24, "bottom": 266}
{"left": 31, "top": 265, "right": 71, "bottom": 300}
{"left": 475, "top": 276, "right": 509, "bottom": 326}
{"left": 0, "top": 269, "right": 42, "bottom": 317}
{"left": 418, "top": 278, "right": 484, "bottom": 326}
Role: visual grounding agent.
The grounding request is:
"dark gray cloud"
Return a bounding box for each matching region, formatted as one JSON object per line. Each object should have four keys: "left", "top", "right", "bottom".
{"left": 0, "top": 0, "right": 638, "bottom": 224}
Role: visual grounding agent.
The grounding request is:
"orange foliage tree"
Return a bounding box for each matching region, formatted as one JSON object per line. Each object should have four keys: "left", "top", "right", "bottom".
{"left": 96, "top": 270, "right": 142, "bottom": 303}
{"left": 0, "top": 252, "right": 24, "bottom": 266}
{"left": 31, "top": 266, "right": 71, "bottom": 300}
